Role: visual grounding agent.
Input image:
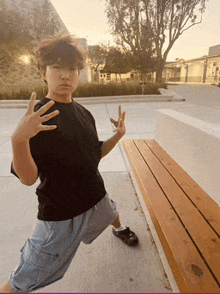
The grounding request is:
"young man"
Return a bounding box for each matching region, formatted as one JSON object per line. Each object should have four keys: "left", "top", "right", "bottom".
{"left": 0, "top": 34, "right": 138, "bottom": 293}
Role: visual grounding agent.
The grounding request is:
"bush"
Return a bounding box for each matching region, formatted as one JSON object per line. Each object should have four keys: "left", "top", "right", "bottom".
{"left": 0, "top": 85, "right": 47, "bottom": 100}
{"left": 72, "top": 81, "right": 163, "bottom": 98}
{"left": 155, "top": 80, "right": 168, "bottom": 89}
{"left": 0, "top": 81, "right": 166, "bottom": 100}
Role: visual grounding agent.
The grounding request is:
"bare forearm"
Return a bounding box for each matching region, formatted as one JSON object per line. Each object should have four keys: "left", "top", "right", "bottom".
{"left": 11, "top": 135, "right": 38, "bottom": 186}
{"left": 101, "top": 132, "right": 124, "bottom": 158}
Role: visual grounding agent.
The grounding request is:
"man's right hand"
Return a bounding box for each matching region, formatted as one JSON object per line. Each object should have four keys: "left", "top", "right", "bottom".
{"left": 12, "top": 92, "right": 59, "bottom": 142}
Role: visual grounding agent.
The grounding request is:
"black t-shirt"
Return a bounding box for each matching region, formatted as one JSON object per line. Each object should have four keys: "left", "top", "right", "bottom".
{"left": 11, "top": 98, "right": 107, "bottom": 221}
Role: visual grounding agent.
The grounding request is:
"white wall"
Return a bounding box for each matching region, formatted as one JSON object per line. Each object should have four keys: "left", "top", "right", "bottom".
{"left": 156, "top": 109, "right": 220, "bottom": 206}
{"left": 79, "top": 67, "right": 90, "bottom": 83}
{"left": 188, "top": 62, "right": 203, "bottom": 77}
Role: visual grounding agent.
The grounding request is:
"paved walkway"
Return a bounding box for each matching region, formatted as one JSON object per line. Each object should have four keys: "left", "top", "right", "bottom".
{"left": 168, "top": 84, "right": 220, "bottom": 109}
{"left": 0, "top": 84, "right": 219, "bottom": 292}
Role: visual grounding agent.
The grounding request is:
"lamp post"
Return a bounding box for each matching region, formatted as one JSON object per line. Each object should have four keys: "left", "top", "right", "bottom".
{"left": 185, "top": 64, "right": 189, "bottom": 83}
{"left": 202, "top": 60, "right": 208, "bottom": 84}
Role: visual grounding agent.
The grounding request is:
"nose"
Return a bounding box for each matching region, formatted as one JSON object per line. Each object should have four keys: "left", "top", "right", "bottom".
{"left": 60, "top": 68, "right": 70, "bottom": 80}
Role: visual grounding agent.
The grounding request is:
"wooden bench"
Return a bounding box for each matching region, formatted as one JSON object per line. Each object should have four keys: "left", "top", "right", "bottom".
{"left": 123, "top": 139, "right": 220, "bottom": 293}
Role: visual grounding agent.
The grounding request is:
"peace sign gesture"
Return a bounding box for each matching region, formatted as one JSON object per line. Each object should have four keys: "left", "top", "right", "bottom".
{"left": 110, "top": 105, "right": 126, "bottom": 136}
{"left": 12, "top": 92, "right": 59, "bottom": 142}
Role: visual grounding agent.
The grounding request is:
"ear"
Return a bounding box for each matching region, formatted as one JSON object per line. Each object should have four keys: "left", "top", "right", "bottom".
{"left": 40, "top": 68, "right": 48, "bottom": 85}
{"left": 40, "top": 68, "right": 46, "bottom": 79}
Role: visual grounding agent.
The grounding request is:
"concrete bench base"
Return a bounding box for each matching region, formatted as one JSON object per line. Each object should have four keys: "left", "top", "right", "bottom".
{"left": 156, "top": 109, "right": 220, "bottom": 207}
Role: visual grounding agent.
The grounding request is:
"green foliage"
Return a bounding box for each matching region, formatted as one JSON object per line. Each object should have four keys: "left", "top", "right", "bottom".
{"left": 105, "top": 0, "right": 207, "bottom": 81}
{"left": 0, "top": 82, "right": 167, "bottom": 100}
{"left": 88, "top": 45, "right": 109, "bottom": 83}
{"left": 154, "top": 81, "right": 168, "bottom": 90}
{"left": 88, "top": 45, "right": 108, "bottom": 70}
{"left": 0, "top": 86, "right": 46, "bottom": 100}
{"left": 31, "top": 0, "right": 62, "bottom": 43}
{"left": 106, "top": 0, "right": 157, "bottom": 75}
{"left": 72, "top": 82, "right": 162, "bottom": 97}
{"left": 88, "top": 44, "right": 156, "bottom": 83}
{"left": 0, "top": 10, "right": 33, "bottom": 62}
{"left": 0, "top": 0, "right": 63, "bottom": 63}
{"left": 103, "top": 47, "right": 133, "bottom": 74}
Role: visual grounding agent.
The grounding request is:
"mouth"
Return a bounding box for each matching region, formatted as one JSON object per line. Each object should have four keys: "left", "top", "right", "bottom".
{"left": 60, "top": 84, "right": 71, "bottom": 87}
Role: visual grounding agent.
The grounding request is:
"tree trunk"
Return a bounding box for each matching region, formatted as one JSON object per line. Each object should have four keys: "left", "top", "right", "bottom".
{"left": 156, "top": 67, "right": 163, "bottom": 82}
{"left": 119, "top": 74, "right": 122, "bottom": 83}
{"left": 141, "top": 72, "right": 145, "bottom": 95}
{"left": 155, "top": 58, "right": 165, "bottom": 83}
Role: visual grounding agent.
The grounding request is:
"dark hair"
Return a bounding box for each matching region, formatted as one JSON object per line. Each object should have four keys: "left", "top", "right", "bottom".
{"left": 35, "top": 33, "right": 86, "bottom": 71}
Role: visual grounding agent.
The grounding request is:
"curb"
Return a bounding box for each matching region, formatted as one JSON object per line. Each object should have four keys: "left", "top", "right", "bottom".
{"left": 0, "top": 94, "right": 185, "bottom": 109}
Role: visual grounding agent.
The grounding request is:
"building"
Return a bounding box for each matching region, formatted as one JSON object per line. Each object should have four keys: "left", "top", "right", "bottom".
{"left": 0, "top": 0, "right": 89, "bottom": 96}
{"left": 99, "top": 72, "right": 131, "bottom": 83}
{"left": 163, "top": 45, "right": 220, "bottom": 85}
{"left": 94, "top": 44, "right": 220, "bottom": 86}
{"left": 75, "top": 38, "right": 91, "bottom": 84}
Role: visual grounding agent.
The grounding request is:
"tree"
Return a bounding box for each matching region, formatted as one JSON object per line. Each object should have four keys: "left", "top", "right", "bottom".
{"left": 130, "top": 25, "right": 157, "bottom": 82}
{"left": 106, "top": 0, "right": 156, "bottom": 81}
{"left": 88, "top": 45, "right": 133, "bottom": 83}
{"left": 103, "top": 47, "right": 133, "bottom": 82}
{"left": 30, "top": 0, "right": 63, "bottom": 43}
{"left": 0, "top": 0, "right": 64, "bottom": 63}
{"left": 88, "top": 45, "right": 108, "bottom": 83}
{"left": 105, "top": 0, "right": 207, "bottom": 81}
{"left": 0, "top": 10, "right": 33, "bottom": 62}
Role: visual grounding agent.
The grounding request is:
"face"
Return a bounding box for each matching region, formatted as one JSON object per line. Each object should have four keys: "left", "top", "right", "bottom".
{"left": 42, "top": 63, "right": 79, "bottom": 101}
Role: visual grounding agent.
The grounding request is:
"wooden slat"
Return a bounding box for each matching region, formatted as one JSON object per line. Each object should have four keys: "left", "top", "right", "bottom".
{"left": 145, "top": 139, "right": 220, "bottom": 237}
{"left": 134, "top": 140, "right": 220, "bottom": 285}
{"left": 123, "top": 140, "right": 219, "bottom": 293}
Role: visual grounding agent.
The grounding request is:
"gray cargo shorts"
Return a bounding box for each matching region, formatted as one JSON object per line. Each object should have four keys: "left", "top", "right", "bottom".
{"left": 9, "top": 193, "right": 118, "bottom": 293}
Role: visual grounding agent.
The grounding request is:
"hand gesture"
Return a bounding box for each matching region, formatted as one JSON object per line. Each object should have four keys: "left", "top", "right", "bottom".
{"left": 110, "top": 105, "right": 126, "bottom": 136}
{"left": 12, "top": 92, "right": 59, "bottom": 142}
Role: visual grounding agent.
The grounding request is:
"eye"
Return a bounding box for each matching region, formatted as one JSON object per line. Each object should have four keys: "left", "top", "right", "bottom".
{"left": 52, "top": 65, "right": 59, "bottom": 69}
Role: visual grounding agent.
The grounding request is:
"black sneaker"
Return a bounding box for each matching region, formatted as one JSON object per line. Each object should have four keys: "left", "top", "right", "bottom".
{"left": 112, "top": 227, "right": 139, "bottom": 246}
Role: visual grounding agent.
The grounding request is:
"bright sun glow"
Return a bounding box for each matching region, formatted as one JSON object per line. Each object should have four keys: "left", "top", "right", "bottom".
{"left": 20, "top": 55, "right": 30, "bottom": 64}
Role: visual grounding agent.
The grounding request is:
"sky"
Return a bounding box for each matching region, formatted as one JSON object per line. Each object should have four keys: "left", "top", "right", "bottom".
{"left": 51, "top": 0, "right": 220, "bottom": 61}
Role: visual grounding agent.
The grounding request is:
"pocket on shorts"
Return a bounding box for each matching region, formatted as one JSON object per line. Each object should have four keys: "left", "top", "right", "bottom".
{"left": 21, "top": 239, "right": 59, "bottom": 271}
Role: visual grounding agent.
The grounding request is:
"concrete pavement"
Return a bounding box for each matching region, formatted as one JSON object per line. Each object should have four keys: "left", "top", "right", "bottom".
{"left": 0, "top": 84, "right": 220, "bottom": 293}
{"left": 168, "top": 84, "right": 220, "bottom": 109}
